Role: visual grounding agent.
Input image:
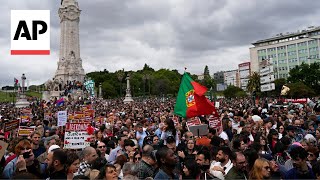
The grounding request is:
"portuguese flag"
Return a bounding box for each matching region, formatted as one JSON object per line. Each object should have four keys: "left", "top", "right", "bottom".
{"left": 174, "top": 73, "right": 217, "bottom": 118}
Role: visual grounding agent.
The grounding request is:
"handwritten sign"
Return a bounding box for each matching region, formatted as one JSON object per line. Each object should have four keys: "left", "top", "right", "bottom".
{"left": 57, "top": 111, "right": 67, "bottom": 127}
{"left": 64, "top": 123, "right": 91, "bottom": 149}
{"left": 4, "top": 120, "right": 19, "bottom": 132}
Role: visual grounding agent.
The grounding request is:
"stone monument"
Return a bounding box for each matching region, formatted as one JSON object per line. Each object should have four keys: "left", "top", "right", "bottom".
{"left": 123, "top": 75, "right": 134, "bottom": 104}
{"left": 43, "top": 0, "right": 85, "bottom": 101}
{"left": 16, "top": 74, "right": 30, "bottom": 108}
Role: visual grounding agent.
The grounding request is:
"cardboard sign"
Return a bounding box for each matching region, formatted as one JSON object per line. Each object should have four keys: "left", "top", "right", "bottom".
{"left": 64, "top": 131, "right": 91, "bottom": 149}
{"left": 18, "top": 126, "right": 35, "bottom": 136}
{"left": 57, "top": 111, "right": 67, "bottom": 127}
{"left": 209, "top": 116, "right": 222, "bottom": 129}
{"left": 0, "top": 140, "right": 9, "bottom": 160}
{"left": 186, "top": 119, "right": 201, "bottom": 127}
{"left": 4, "top": 120, "right": 20, "bottom": 132}
{"left": 64, "top": 123, "right": 91, "bottom": 149}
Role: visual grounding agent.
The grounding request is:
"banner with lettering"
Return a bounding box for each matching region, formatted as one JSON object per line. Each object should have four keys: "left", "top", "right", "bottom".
{"left": 18, "top": 126, "right": 35, "bottom": 136}
{"left": 4, "top": 120, "right": 20, "bottom": 132}
{"left": 64, "top": 123, "right": 91, "bottom": 149}
{"left": 208, "top": 115, "right": 222, "bottom": 129}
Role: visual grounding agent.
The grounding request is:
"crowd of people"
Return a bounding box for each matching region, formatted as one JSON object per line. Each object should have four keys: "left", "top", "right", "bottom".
{"left": 0, "top": 96, "right": 320, "bottom": 180}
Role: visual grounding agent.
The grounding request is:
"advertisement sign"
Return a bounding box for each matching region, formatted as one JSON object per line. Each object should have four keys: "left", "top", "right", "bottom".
{"left": 260, "top": 75, "right": 275, "bottom": 84}
{"left": 260, "top": 66, "right": 274, "bottom": 76}
{"left": 261, "top": 83, "right": 275, "bottom": 92}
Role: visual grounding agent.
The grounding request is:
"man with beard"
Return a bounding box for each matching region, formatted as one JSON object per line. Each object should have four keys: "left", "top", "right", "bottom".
{"left": 154, "top": 147, "right": 179, "bottom": 180}
{"left": 45, "top": 149, "right": 67, "bottom": 179}
{"left": 225, "top": 151, "right": 248, "bottom": 179}
{"left": 196, "top": 150, "right": 215, "bottom": 179}
{"left": 209, "top": 146, "right": 233, "bottom": 180}
{"left": 78, "top": 146, "right": 98, "bottom": 175}
{"left": 284, "top": 146, "right": 315, "bottom": 179}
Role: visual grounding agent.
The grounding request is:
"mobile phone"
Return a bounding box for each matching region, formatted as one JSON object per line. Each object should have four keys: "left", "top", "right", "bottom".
{"left": 23, "top": 152, "right": 30, "bottom": 159}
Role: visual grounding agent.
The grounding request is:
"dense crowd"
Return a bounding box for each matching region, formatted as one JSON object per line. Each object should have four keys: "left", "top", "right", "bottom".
{"left": 0, "top": 96, "right": 320, "bottom": 180}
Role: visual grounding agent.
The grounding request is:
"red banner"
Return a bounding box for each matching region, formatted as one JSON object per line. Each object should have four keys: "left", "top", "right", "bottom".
{"left": 65, "top": 123, "right": 90, "bottom": 132}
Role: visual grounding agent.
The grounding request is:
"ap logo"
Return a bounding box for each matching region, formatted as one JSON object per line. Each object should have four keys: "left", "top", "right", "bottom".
{"left": 11, "top": 10, "right": 50, "bottom": 55}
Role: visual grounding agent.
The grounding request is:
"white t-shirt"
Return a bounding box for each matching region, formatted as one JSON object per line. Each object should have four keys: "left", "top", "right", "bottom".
{"left": 209, "top": 159, "right": 233, "bottom": 180}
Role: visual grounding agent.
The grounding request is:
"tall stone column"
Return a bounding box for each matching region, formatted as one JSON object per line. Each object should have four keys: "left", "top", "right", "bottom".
{"left": 99, "top": 83, "right": 102, "bottom": 98}
{"left": 16, "top": 73, "right": 30, "bottom": 108}
{"left": 123, "top": 75, "right": 134, "bottom": 104}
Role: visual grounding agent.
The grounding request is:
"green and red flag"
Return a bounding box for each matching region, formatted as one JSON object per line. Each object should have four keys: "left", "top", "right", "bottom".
{"left": 174, "top": 72, "right": 217, "bottom": 118}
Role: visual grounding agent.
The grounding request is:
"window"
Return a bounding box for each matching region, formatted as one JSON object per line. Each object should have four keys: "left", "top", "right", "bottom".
{"left": 287, "top": 44, "right": 296, "bottom": 49}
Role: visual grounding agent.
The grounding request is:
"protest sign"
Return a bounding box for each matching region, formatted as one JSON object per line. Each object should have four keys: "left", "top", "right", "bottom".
{"left": 57, "top": 111, "right": 67, "bottom": 126}
{"left": 186, "top": 119, "right": 201, "bottom": 127}
{"left": 20, "top": 115, "right": 31, "bottom": 123}
{"left": 18, "top": 126, "right": 35, "bottom": 136}
{"left": 208, "top": 115, "right": 222, "bottom": 129}
{"left": 64, "top": 123, "right": 91, "bottom": 149}
{"left": 4, "top": 120, "right": 19, "bottom": 132}
{"left": 0, "top": 140, "right": 9, "bottom": 160}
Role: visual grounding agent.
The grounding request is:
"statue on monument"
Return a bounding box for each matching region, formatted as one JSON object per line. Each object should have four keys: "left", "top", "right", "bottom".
{"left": 53, "top": 78, "right": 60, "bottom": 91}
{"left": 45, "top": 79, "right": 53, "bottom": 91}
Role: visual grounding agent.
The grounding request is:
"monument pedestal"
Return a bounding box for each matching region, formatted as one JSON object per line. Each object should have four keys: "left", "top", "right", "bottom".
{"left": 16, "top": 94, "right": 30, "bottom": 108}
{"left": 123, "top": 75, "right": 134, "bottom": 104}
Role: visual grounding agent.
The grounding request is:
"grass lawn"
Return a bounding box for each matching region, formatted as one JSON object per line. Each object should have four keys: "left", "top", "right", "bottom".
{"left": 0, "top": 91, "right": 42, "bottom": 102}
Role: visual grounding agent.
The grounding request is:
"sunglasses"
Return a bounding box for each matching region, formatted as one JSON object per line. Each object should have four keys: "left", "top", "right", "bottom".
{"left": 263, "top": 166, "right": 271, "bottom": 171}
{"left": 98, "top": 146, "right": 106, "bottom": 148}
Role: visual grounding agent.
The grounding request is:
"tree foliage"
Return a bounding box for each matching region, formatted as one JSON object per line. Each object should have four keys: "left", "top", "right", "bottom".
{"left": 286, "top": 82, "right": 315, "bottom": 98}
{"left": 288, "top": 62, "right": 320, "bottom": 94}
{"left": 247, "top": 72, "right": 260, "bottom": 93}
{"left": 87, "top": 65, "right": 188, "bottom": 98}
{"left": 223, "top": 85, "right": 246, "bottom": 98}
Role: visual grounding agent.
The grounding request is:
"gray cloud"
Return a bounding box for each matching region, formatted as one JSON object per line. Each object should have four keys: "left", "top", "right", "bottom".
{"left": 1, "top": 0, "right": 320, "bottom": 87}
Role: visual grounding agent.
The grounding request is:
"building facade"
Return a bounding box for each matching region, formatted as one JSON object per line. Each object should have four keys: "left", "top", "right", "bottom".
{"left": 250, "top": 26, "right": 320, "bottom": 79}
{"left": 238, "top": 62, "right": 250, "bottom": 90}
{"left": 213, "top": 71, "right": 225, "bottom": 84}
{"left": 224, "top": 70, "right": 240, "bottom": 87}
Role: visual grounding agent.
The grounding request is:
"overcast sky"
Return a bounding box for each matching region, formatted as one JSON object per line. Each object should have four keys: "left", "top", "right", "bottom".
{"left": 1, "top": 0, "right": 319, "bottom": 87}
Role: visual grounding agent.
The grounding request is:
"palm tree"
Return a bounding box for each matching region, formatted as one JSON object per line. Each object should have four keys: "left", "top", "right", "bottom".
{"left": 247, "top": 72, "right": 260, "bottom": 93}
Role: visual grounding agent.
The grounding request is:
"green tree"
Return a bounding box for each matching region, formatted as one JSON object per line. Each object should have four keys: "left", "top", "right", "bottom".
{"left": 223, "top": 85, "right": 245, "bottom": 98}
{"left": 286, "top": 82, "right": 315, "bottom": 98}
{"left": 101, "top": 81, "right": 117, "bottom": 98}
{"left": 247, "top": 72, "right": 260, "bottom": 93}
{"left": 202, "top": 65, "right": 215, "bottom": 89}
{"left": 288, "top": 62, "right": 320, "bottom": 94}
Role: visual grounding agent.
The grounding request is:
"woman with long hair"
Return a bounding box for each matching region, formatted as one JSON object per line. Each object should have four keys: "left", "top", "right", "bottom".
{"left": 182, "top": 159, "right": 201, "bottom": 180}
{"left": 277, "top": 125, "right": 286, "bottom": 139}
{"left": 161, "top": 118, "right": 179, "bottom": 145}
{"left": 249, "top": 158, "right": 271, "bottom": 180}
{"left": 66, "top": 151, "right": 80, "bottom": 180}
{"left": 183, "top": 138, "right": 197, "bottom": 161}
{"left": 219, "top": 118, "right": 233, "bottom": 144}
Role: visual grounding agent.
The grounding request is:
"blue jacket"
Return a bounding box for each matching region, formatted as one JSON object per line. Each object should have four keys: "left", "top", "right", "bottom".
{"left": 2, "top": 157, "right": 18, "bottom": 179}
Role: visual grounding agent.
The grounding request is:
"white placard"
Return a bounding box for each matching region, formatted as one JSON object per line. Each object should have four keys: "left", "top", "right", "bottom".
{"left": 57, "top": 111, "right": 67, "bottom": 127}
{"left": 260, "top": 75, "right": 275, "bottom": 84}
{"left": 260, "top": 66, "right": 274, "bottom": 76}
{"left": 63, "top": 131, "right": 91, "bottom": 149}
{"left": 261, "top": 83, "right": 275, "bottom": 92}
